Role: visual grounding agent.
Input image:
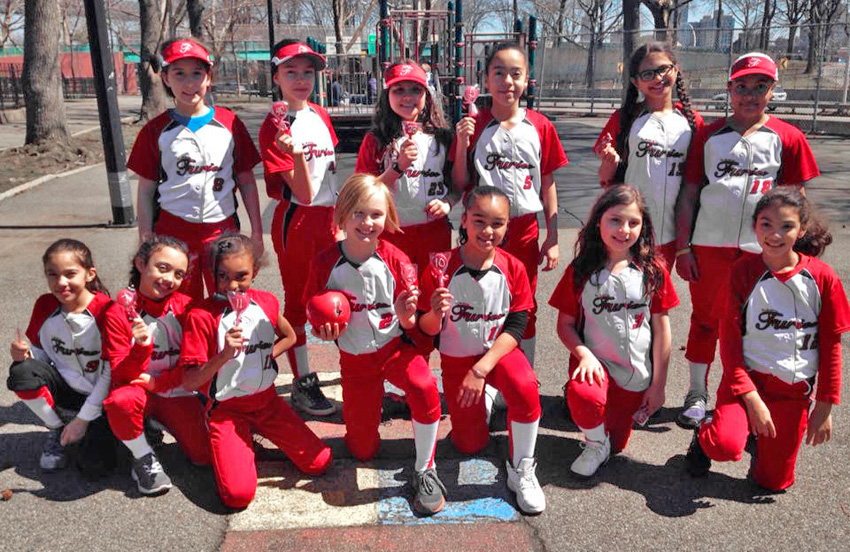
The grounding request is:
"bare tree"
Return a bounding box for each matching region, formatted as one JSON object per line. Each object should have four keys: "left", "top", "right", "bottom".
{"left": 640, "top": 0, "right": 695, "bottom": 41}
{"left": 22, "top": 0, "right": 69, "bottom": 145}
{"left": 0, "top": 0, "right": 24, "bottom": 48}
{"left": 805, "top": 0, "right": 842, "bottom": 73}
{"left": 758, "top": 0, "right": 777, "bottom": 48}
{"left": 779, "top": 0, "right": 809, "bottom": 54}
{"left": 186, "top": 0, "right": 204, "bottom": 36}
{"left": 576, "top": 0, "right": 622, "bottom": 87}
{"left": 727, "top": 0, "right": 764, "bottom": 50}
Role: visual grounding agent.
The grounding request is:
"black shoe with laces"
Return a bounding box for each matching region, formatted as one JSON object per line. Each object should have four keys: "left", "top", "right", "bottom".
{"left": 685, "top": 428, "right": 711, "bottom": 477}
{"left": 292, "top": 373, "right": 336, "bottom": 416}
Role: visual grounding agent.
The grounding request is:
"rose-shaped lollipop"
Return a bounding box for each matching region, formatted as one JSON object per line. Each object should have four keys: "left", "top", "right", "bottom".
{"left": 116, "top": 286, "right": 139, "bottom": 320}
{"left": 464, "top": 84, "right": 480, "bottom": 116}
{"left": 270, "top": 100, "right": 290, "bottom": 131}
{"left": 402, "top": 120, "right": 421, "bottom": 139}
{"left": 430, "top": 252, "right": 450, "bottom": 288}
{"left": 400, "top": 262, "right": 418, "bottom": 292}
{"left": 227, "top": 290, "right": 250, "bottom": 326}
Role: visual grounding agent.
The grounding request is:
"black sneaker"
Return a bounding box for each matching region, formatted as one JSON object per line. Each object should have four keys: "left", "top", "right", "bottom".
{"left": 39, "top": 427, "right": 69, "bottom": 471}
{"left": 412, "top": 467, "right": 447, "bottom": 515}
{"left": 685, "top": 428, "right": 711, "bottom": 477}
{"left": 131, "top": 452, "right": 172, "bottom": 495}
{"left": 292, "top": 373, "right": 336, "bottom": 416}
{"left": 677, "top": 390, "right": 708, "bottom": 429}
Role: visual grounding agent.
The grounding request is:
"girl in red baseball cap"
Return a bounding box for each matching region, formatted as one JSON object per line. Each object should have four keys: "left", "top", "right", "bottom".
{"left": 674, "top": 51, "right": 820, "bottom": 430}
{"left": 355, "top": 60, "right": 457, "bottom": 282}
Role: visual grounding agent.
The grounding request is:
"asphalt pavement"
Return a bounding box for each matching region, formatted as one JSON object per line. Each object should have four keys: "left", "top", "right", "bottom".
{"left": 1, "top": 98, "right": 849, "bottom": 552}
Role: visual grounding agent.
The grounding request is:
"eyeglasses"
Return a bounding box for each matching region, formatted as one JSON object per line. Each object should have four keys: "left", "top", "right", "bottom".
{"left": 635, "top": 64, "right": 675, "bottom": 82}
{"left": 730, "top": 81, "right": 773, "bottom": 97}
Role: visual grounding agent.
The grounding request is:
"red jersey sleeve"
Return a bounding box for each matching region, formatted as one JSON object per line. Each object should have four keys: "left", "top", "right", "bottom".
{"left": 720, "top": 258, "right": 758, "bottom": 397}
{"left": 779, "top": 129, "right": 820, "bottom": 186}
{"left": 355, "top": 132, "right": 383, "bottom": 175}
{"left": 533, "top": 111, "right": 569, "bottom": 176}
{"left": 127, "top": 117, "right": 164, "bottom": 181}
{"left": 101, "top": 302, "right": 152, "bottom": 386}
{"left": 548, "top": 264, "right": 581, "bottom": 318}
{"left": 594, "top": 110, "right": 621, "bottom": 151}
{"left": 812, "top": 259, "right": 850, "bottom": 403}
{"left": 684, "top": 119, "right": 711, "bottom": 187}
{"left": 313, "top": 103, "right": 339, "bottom": 147}
{"left": 179, "top": 305, "right": 218, "bottom": 368}
{"left": 379, "top": 241, "right": 416, "bottom": 302}
{"left": 25, "top": 294, "right": 60, "bottom": 347}
{"left": 505, "top": 251, "right": 534, "bottom": 313}
{"left": 650, "top": 265, "right": 680, "bottom": 313}
{"left": 302, "top": 245, "right": 340, "bottom": 305}
{"left": 259, "top": 114, "right": 295, "bottom": 173}
{"left": 232, "top": 115, "right": 262, "bottom": 174}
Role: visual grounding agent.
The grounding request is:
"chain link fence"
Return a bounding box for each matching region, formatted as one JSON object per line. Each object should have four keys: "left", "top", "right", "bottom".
{"left": 532, "top": 22, "right": 850, "bottom": 132}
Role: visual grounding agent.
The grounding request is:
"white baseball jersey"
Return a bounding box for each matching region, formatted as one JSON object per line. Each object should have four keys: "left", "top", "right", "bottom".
{"left": 597, "top": 106, "right": 702, "bottom": 244}
{"left": 549, "top": 263, "right": 679, "bottom": 392}
{"left": 102, "top": 292, "right": 194, "bottom": 399}
{"left": 25, "top": 293, "right": 112, "bottom": 421}
{"left": 258, "top": 103, "right": 339, "bottom": 207}
{"left": 356, "top": 131, "right": 449, "bottom": 226}
{"left": 686, "top": 116, "right": 820, "bottom": 253}
{"left": 128, "top": 106, "right": 262, "bottom": 223}
{"left": 454, "top": 108, "right": 568, "bottom": 217}
{"left": 180, "top": 289, "right": 280, "bottom": 403}
{"left": 304, "top": 240, "right": 414, "bottom": 355}
{"left": 418, "top": 247, "right": 533, "bottom": 358}
{"left": 724, "top": 254, "right": 850, "bottom": 402}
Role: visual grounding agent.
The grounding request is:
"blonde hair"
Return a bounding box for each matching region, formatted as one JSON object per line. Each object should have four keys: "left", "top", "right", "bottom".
{"left": 334, "top": 173, "right": 401, "bottom": 234}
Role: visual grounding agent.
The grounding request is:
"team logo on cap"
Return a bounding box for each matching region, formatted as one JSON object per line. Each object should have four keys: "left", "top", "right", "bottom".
{"left": 298, "top": 45, "right": 309, "bottom": 53}
{"left": 398, "top": 65, "right": 413, "bottom": 76}
{"left": 747, "top": 57, "right": 761, "bottom": 67}
{"left": 179, "top": 42, "right": 192, "bottom": 54}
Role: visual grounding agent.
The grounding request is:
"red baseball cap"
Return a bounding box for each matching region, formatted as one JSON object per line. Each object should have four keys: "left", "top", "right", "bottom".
{"left": 272, "top": 42, "right": 326, "bottom": 70}
{"left": 729, "top": 52, "right": 778, "bottom": 81}
{"left": 383, "top": 62, "right": 428, "bottom": 88}
{"left": 161, "top": 39, "right": 213, "bottom": 67}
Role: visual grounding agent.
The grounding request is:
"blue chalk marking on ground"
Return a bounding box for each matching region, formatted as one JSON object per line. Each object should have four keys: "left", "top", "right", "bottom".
{"left": 377, "top": 458, "right": 519, "bottom": 525}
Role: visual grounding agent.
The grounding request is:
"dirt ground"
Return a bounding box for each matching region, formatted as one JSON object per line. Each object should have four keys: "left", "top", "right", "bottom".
{"left": 0, "top": 122, "right": 142, "bottom": 196}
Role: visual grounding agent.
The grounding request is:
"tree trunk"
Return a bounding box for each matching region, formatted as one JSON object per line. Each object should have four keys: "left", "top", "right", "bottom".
{"left": 787, "top": 24, "right": 798, "bottom": 54}
{"left": 759, "top": 0, "right": 773, "bottom": 49}
{"left": 139, "top": 0, "right": 167, "bottom": 120}
{"left": 585, "top": 28, "right": 597, "bottom": 88}
{"left": 332, "top": 0, "right": 344, "bottom": 56}
{"left": 23, "top": 0, "right": 68, "bottom": 145}
{"left": 805, "top": 23, "right": 818, "bottom": 73}
{"left": 556, "top": 0, "right": 567, "bottom": 45}
{"left": 187, "top": 0, "right": 204, "bottom": 38}
{"left": 622, "top": 0, "right": 640, "bottom": 91}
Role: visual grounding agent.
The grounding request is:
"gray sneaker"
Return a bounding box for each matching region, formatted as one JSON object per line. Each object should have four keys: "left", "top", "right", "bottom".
{"left": 40, "top": 427, "right": 69, "bottom": 471}
{"left": 677, "top": 390, "right": 708, "bottom": 429}
{"left": 292, "top": 373, "right": 336, "bottom": 416}
{"left": 131, "top": 452, "right": 172, "bottom": 495}
{"left": 412, "top": 467, "right": 447, "bottom": 515}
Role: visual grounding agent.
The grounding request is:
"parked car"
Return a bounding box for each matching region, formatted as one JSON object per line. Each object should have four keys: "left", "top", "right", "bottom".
{"left": 711, "top": 85, "right": 786, "bottom": 111}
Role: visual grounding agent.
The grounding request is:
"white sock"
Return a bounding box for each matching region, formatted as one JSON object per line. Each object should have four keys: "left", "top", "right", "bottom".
{"left": 510, "top": 418, "right": 540, "bottom": 468}
{"left": 288, "top": 344, "right": 310, "bottom": 379}
{"left": 689, "top": 362, "right": 709, "bottom": 395}
{"left": 580, "top": 423, "right": 607, "bottom": 443}
{"left": 22, "top": 397, "right": 63, "bottom": 429}
{"left": 122, "top": 434, "right": 154, "bottom": 459}
{"left": 520, "top": 337, "right": 536, "bottom": 368}
{"left": 412, "top": 419, "right": 439, "bottom": 472}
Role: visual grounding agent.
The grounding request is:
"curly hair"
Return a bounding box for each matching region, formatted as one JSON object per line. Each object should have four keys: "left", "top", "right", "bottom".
{"left": 752, "top": 187, "right": 832, "bottom": 257}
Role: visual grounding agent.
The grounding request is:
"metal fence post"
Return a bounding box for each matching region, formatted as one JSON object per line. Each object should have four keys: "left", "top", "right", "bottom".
{"left": 814, "top": 22, "right": 824, "bottom": 133}
{"left": 527, "top": 15, "right": 537, "bottom": 110}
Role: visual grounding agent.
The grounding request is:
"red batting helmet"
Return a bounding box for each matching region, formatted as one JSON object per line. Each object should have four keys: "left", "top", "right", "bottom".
{"left": 306, "top": 291, "right": 351, "bottom": 327}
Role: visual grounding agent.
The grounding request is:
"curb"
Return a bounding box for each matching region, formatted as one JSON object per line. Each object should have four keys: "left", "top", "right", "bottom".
{"left": 0, "top": 162, "right": 105, "bottom": 204}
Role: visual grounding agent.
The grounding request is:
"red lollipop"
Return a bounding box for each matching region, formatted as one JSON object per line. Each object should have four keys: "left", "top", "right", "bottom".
{"left": 306, "top": 291, "right": 352, "bottom": 328}
{"left": 429, "top": 252, "right": 450, "bottom": 287}
{"left": 270, "top": 100, "right": 290, "bottom": 131}
{"left": 116, "top": 286, "right": 139, "bottom": 320}
{"left": 400, "top": 263, "right": 418, "bottom": 292}
{"left": 402, "top": 121, "right": 421, "bottom": 139}
{"left": 227, "top": 290, "right": 250, "bottom": 326}
{"left": 464, "top": 84, "right": 480, "bottom": 116}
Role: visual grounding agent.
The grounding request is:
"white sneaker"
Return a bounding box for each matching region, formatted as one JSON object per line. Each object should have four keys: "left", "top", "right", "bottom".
{"left": 570, "top": 435, "right": 610, "bottom": 478}
{"left": 506, "top": 458, "right": 546, "bottom": 514}
{"left": 40, "top": 428, "right": 69, "bottom": 472}
{"left": 484, "top": 384, "right": 499, "bottom": 425}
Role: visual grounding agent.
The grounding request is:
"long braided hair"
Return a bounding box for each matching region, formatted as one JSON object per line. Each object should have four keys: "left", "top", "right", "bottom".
{"left": 614, "top": 42, "right": 697, "bottom": 182}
